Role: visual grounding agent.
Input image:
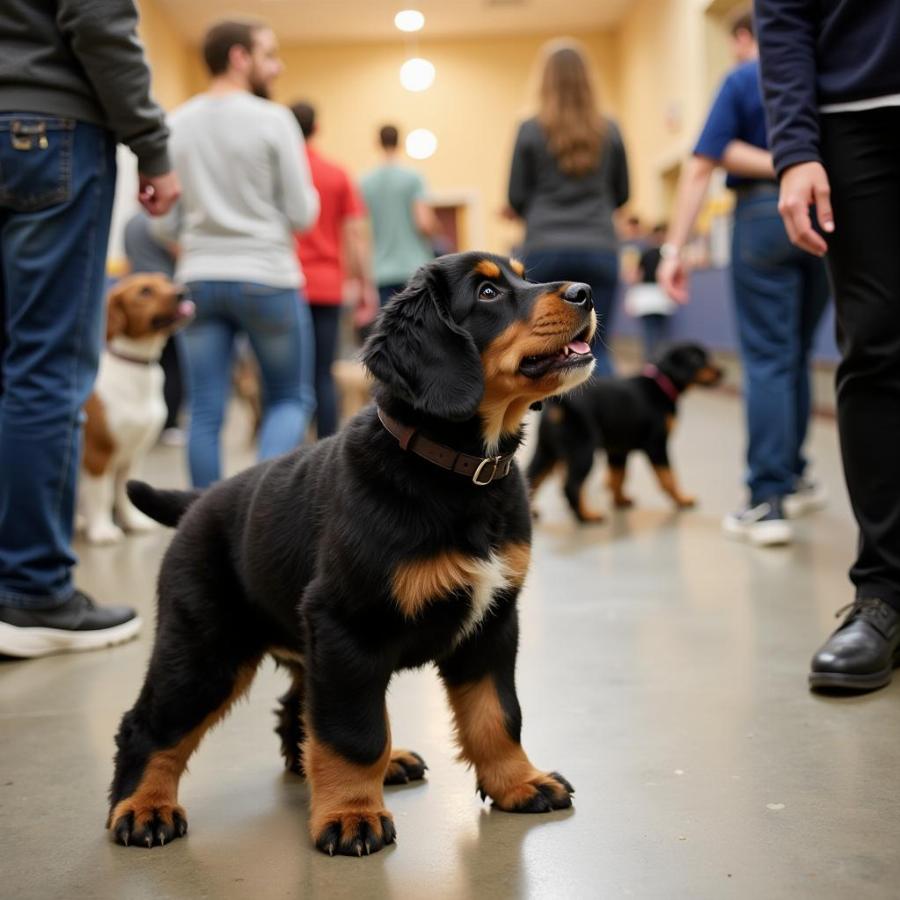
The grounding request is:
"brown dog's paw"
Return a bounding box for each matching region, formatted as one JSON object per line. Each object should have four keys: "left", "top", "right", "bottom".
{"left": 314, "top": 810, "right": 396, "bottom": 857}
{"left": 384, "top": 749, "right": 427, "bottom": 785}
{"left": 674, "top": 495, "right": 697, "bottom": 509}
{"left": 613, "top": 495, "right": 635, "bottom": 509}
{"left": 108, "top": 801, "right": 188, "bottom": 848}
{"left": 482, "top": 771, "right": 574, "bottom": 813}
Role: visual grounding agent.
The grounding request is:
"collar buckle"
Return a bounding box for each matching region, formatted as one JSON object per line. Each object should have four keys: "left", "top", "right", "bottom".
{"left": 472, "top": 455, "right": 506, "bottom": 486}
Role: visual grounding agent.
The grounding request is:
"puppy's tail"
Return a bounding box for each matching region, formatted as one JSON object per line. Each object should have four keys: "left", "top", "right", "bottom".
{"left": 126, "top": 480, "right": 202, "bottom": 528}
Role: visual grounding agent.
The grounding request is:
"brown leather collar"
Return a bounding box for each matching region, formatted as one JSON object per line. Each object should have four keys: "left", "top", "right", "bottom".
{"left": 106, "top": 347, "right": 155, "bottom": 366}
{"left": 377, "top": 407, "right": 516, "bottom": 486}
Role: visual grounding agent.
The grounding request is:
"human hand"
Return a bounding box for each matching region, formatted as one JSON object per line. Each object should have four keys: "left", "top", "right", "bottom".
{"left": 657, "top": 255, "right": 689, "bottom": 304}
{"left": 354, "top": 283, "right": 379, "bottom": 328}
{"left": 139, "top": 171, "right": 181, "bottom": 217}
{"left": 778, "top": 161, "right": 834, "bottom": 257}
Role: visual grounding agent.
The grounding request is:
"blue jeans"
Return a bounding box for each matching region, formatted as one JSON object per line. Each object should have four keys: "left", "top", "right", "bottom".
{"left": 731, "top": 193, "right": 830, "bottom": 503}
{"left": 523, "top": 248, "right": 619, "bottom": 376}
{"left": 310, "top": 304, "right": 341, "bottom": 438}
{"left": 0, "top": 116, "right": 116, "bottom": 608}
{"left": 639, "top": 313, "right": 673, "bottom": 362}
{"left": 182, "top": 281, "right": 316, "bottom": 487}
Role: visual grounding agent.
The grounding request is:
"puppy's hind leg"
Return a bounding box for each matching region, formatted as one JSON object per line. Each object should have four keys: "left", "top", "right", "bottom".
{"left": 607, "top": 452, "right": 634, "bottom": 509}
{"left": 562, "top": 445, "right": 604, "bottom": 524}
{"left": 109, "top": 565, "right": 265, "bottom": 848}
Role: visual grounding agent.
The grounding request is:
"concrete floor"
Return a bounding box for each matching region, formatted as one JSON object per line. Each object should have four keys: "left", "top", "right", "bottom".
{"left": 3, "top": 384, "right": 900, "bottom": 900}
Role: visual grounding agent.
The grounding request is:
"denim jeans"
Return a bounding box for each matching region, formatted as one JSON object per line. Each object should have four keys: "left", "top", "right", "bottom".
{"left": 181, "top": 281, "right": 315, "bottom": 487}
{"left": 731, "top": 193, "right": 830, "bottom": 503}
{"left": 523, "top": 248, "right": 619, "bottom": 376}
{"left": 639, "top": 313, "right": 673, "bottom": 362}
{"left": 309, "top": 304, "right": 342, "bottom": 438}
{"left": 0, "top": 115, "right": 116, "bottom": 608}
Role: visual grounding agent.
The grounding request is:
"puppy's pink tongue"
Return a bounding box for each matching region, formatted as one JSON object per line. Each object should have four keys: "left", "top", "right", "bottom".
{"left": 178, "top": 300, "right": 196, "bottom": 318}
{"left": 567, "top": 339, "right": 591, "bottom": 355}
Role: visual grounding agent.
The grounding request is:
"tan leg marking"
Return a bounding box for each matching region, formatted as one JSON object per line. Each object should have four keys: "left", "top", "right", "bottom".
{"left": 305, "top": 722, "right": 393, "bottom": 852}
{"left": 444, "top": 678, "right": 571, "bottom": 811}
{"left": 653, "top": 465, "right": 696, "bottom": 508}
{"left": 607, "top": 465, "right": 633, "bottom": 508}
{"left": 108, "top": 663, "right": 259, "bottom": 840}
{"left": 83, "top": 392, "right": 116, "bottom": 476}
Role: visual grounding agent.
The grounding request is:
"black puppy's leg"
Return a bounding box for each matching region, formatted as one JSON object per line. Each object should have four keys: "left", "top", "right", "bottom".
{"left": 606, "top": 452, "right": 634, "bottom": 508}
{"left": 303, "top": 608, "right": 398, "bottom": 856}
{"left": 275, "top": 665, "right": 306, "bottom": 776}
{"left": 108, "top": 628, "right": 262, "bottom": 848}
{"left": 646, "top": 440, "right": 696, "bottom": 508}
{"left": 439, "top": 601, "right": 574, "bottom": 814}
{"left": 562, "top": 445, "right": 604, "bottom": 523}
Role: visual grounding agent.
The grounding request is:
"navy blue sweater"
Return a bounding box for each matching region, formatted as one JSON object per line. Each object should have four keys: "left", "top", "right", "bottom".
{"left": 756, "top": 0, "right": 900, "bottom": 176}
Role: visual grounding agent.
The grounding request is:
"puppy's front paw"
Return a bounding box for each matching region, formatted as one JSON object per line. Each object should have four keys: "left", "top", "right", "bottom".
{"left": 613, "top": 495, "right": 635, "bottom": 509}
{"left": 384, "top": 749, "right": 427, "bottom": 785}
{"left": 108, "top": 800, "right": 188, "bottom": 848}
{"left": 121, "top": 509, "right": 159, "bottom": 533}
{"left": 483, "top": 771, "right": 574, "bottom": 813}
{"left": 85, "top": 521, "right": 125, "bottom": 545}
{"left": 674, "top": 495, "right": 697, "bottom": 509}
{"left": 313, "top": 809, "right": 396, "bottom": 857}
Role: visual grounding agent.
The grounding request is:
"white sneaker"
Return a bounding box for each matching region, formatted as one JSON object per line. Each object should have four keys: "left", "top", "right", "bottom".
{"left": 784, "top": 477, "right": 828, "bottom": 518}
{"left": 722, "top": 497, "right": 793, "bottom": 547}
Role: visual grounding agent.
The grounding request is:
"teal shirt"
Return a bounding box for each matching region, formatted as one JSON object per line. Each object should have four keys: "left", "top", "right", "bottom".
{"left": 360, "top": 163, "right": 433, "bottom": 286}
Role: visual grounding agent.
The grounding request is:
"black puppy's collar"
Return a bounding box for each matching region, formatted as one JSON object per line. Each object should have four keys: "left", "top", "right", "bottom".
{"left": 377, "top": 408, "right": 515, "bottom": 486}
{"left": 642, "top": 364, "right": 680, "bottom": 403}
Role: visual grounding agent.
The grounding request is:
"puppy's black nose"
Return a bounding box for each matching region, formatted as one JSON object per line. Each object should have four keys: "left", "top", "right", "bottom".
{"left": 563, "top": 282, "right": 592, "bottom": 308}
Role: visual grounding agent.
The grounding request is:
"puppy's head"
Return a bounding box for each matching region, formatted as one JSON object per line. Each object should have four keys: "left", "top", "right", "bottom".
{"left": 654, "top": 342, "right": 723, "bottom": 391}
{"left": 363, "top": 252, "right": 596, "bottom": 450}
{"left": 106, "top": 273, "right": 194, "bottom": 342}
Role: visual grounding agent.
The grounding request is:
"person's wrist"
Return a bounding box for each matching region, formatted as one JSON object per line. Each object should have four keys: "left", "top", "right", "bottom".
{"left": 660, "top": 243, "right": 682, "bottom": 261}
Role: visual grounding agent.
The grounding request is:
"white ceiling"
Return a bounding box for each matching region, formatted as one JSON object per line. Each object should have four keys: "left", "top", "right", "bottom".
{"left": 156, "top": 0, "right": 632, "bottom": 44}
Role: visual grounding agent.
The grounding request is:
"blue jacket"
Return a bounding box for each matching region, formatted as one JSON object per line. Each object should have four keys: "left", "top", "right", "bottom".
{"left": 756, "top": 0, "right": 900, "bottom": 176}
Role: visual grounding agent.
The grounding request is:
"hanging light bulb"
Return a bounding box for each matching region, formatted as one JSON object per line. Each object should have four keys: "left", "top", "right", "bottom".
{"left": 394, "top": 10, "right": 425, "bottom": 32}
{"left": 400, "top": 57, "right": 435, "bottom": 92}
{"left": 406, "top": 128, "right": 437, "bottom": 160}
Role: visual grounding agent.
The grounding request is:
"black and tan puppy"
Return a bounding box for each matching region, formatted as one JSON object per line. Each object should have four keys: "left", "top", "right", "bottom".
{"left": 528, "top": 342, "right": 723, "bottom": 522}
{"left": 107, "top": 252, "right": 595, "bottom": 857}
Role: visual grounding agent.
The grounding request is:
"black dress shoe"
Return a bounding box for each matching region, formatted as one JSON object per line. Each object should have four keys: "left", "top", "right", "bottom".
{"left": 0, "top": 590, "right": 141, "bottom": 659}
{"left": 809, "top": 598, "right": 900, "bottom": 692}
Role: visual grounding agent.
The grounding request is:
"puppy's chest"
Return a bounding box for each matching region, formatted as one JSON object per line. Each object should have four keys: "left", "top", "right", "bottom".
{"left": 391, "top": 543, "right": 530, "bottom": 642}
{"left": 96, "top": 355, "right": 166, "bottom": 447}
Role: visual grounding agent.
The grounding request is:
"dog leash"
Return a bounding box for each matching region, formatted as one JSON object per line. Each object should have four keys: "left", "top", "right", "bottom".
{"left": 376, "top": 407, "right": 516, "bottom": 486}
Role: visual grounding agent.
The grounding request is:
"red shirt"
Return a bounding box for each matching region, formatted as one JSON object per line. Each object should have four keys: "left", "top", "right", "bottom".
{"left": 296, "top": 145, "right": 366, "bottom": 304}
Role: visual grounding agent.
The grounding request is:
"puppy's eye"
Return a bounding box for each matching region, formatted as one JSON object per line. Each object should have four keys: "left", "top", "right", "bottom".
{"left": 478, "top": 282, "right": 500, "bottom": 301}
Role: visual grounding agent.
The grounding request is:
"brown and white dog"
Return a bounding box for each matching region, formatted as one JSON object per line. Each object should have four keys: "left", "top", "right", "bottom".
{"left": 79, "top": 274, "right": 194, "bottom": 544}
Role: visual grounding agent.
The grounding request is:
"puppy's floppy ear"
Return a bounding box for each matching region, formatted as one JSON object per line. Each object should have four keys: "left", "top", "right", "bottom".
{"left": 105, "top": 283, "right": 128, "bottom": 341}
{"left": 363, "top": 266, "right": 484, "bottom": 421}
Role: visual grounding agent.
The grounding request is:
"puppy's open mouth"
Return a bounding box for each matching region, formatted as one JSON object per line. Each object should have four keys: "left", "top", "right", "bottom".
{"left": 151, "top": 300, "right": 195, "bottom": 332}
{"left": 519, "top": 328, "right": 593, "bottom": 379}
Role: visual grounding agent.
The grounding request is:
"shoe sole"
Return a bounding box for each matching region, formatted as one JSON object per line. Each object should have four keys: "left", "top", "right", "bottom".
{"left": 809, "top": 651, "right": 900, "bottom": 693}
{"left": 722, "top": 518, "right": 794, "bottom": 547}
{"left": 0, "top": 616, "right": 142, "bottom": 659}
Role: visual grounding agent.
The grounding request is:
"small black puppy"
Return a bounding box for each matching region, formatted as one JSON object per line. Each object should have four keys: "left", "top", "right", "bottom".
{"left": 528, "top": 342, "right": 723, "bottom": 522}
{"left": 106, "top": 253, "right": 595, "bottom": 858}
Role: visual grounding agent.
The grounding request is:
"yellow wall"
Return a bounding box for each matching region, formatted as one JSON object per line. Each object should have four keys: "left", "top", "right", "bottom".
{"left": 271, "top": 32, "right": 620, "bottom": 254}
{"left": 136, "top": 0, "right": 197, "bottom": 111}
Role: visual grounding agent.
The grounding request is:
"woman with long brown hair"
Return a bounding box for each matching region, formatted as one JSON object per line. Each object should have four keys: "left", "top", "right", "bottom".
{"left": 507, "top": 40, "right": 629, "bottom": 375}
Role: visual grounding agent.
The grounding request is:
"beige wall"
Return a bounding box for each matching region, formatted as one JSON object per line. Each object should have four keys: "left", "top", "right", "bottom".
{"left": 271, "top": 32, "right": 620, "bottom": 254}
{"left": 136, "top": 0, "right": 197, "bottom": 111}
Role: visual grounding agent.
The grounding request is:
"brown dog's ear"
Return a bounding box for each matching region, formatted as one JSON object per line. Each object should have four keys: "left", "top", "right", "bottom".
{"left": 105, "top": 283, "right": 128, "bottom": 341}
{"left": 362, "top": 266, "right": 484, "bottom": 421}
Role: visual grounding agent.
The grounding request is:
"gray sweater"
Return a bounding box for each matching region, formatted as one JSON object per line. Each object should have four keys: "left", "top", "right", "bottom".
{"left": 154, "top": 92, "right": 319, "bottom": 289}
{"left": 0, "top": 0, "right": 169, "bottom": 175}
{"left": 508, "top": 117, "right": 629, "bottom": 254}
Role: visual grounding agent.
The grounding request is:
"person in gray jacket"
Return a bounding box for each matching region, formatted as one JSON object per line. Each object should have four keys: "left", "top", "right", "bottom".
{"left": 0, "top": 0, "right": 179, "bottom": 659}
{"left": 155, "top": 19, "right": 319, "bottom": 488}
{"left": 506, "top": 40, "right": 629, "bottom": 376}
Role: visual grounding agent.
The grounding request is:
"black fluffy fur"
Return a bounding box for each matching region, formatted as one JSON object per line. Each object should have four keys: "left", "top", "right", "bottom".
{"left": 108, "top": 252, "right": 591, "bottom": 856}
{"left": 528, "top": 342, "right": 723, "bottom": 521}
